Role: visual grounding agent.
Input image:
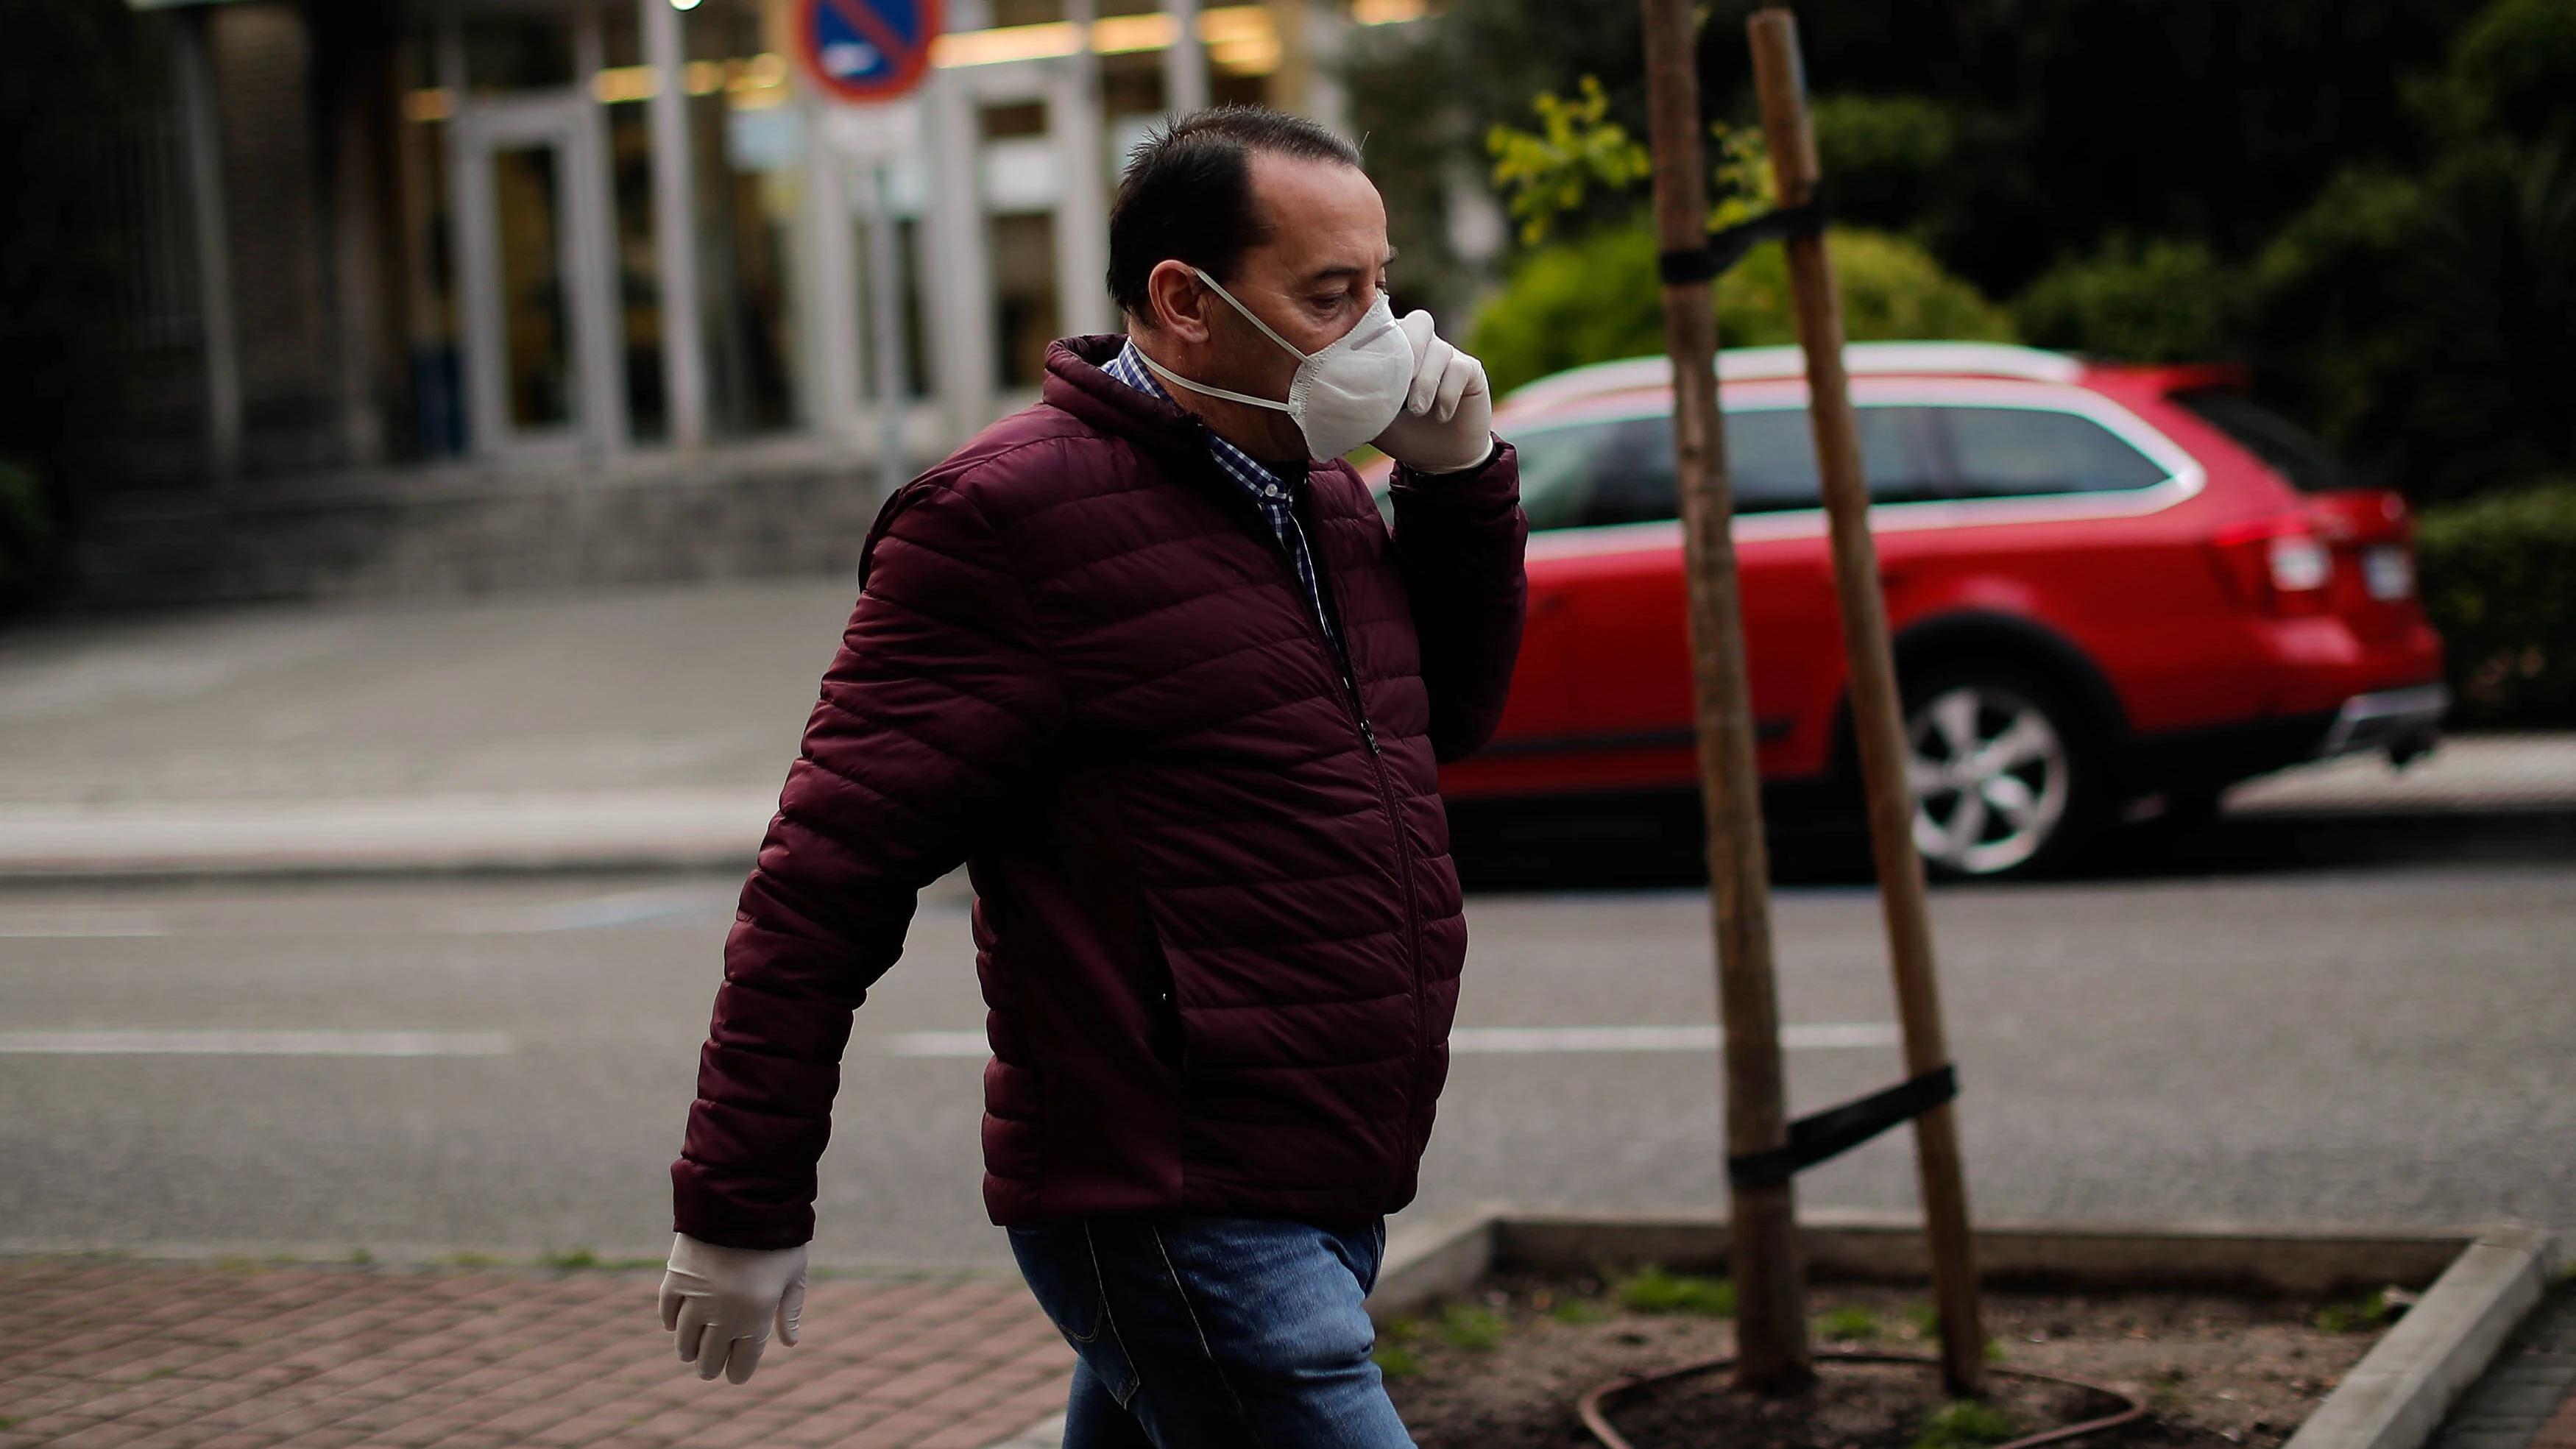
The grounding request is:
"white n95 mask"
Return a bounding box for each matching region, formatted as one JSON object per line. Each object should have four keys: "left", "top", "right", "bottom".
{"left": 1137, "top": 269, "right": 1416, "bottom": 459}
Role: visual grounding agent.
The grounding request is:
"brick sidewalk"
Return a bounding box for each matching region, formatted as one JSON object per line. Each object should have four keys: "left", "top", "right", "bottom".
{"left": 0, "top": 1261, "right": 1073, "bottom": 1449}
{"left": 2437, "top": 1283, "right": 2576, "bottom": 1449}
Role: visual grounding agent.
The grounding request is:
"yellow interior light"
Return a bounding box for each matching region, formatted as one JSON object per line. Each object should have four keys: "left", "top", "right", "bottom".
{"left": 590, "top": 65, "right": 661, "bottom": 104}
{"left": 401, "top": 86, "right": 456, "bottom": 123}
{"left": 931, "top": 20, "right": 1083, "bottom": 68}
{"left": 683, "top": 59, "right": 726, "bottom": 96}
{"left": 1199, "top": 6, "right": 1278, "bottom": 74}
{"left": 1351, "top": 0, "right": 1426, "bottom": 22}
{"left": 1091, "top": 11, "right": 1178, "bottom": 54}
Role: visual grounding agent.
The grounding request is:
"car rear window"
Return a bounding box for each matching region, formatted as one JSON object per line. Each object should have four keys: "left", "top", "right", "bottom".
{"left": 2170, "top": 389, "right": 2357, "bottom": 494}
{"left": 1512, "top": 407, "right": 1945, "bottom": 531}
{"left": 1941, "top": 407, "right": 2172, "bottom": 497}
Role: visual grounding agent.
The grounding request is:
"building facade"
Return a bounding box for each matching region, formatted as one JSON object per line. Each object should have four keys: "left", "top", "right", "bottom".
{"left": 124, "top": 0, "right": 1422, "bottom": 494}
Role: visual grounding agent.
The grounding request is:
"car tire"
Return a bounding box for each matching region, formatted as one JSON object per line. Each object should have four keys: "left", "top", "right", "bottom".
{"left": 1898, "top": 663, "right": 2105, "bottom": 879}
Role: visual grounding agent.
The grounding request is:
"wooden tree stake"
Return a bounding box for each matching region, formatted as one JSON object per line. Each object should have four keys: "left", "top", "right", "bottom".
{"left": 1745, "top": 5, "right": 1990, "bottom": 1399}
{"left": 1638, "top": 0, "right": 1814, "bottom": 1395}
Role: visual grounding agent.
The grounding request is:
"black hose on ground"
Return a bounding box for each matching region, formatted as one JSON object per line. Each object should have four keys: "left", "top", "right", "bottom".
{"left": 1577, "top": 1349, "right": 2150, "bottom": 1449}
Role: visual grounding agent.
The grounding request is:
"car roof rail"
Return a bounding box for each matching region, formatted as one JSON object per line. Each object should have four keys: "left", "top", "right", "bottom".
{"left": 1499, "top": 341, "right": 2087, "bottom": 411}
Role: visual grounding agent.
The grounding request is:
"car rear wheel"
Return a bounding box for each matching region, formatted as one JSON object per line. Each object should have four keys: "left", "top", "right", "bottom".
{"left": 1901, "top": 667, "right": 2101, "bottom": 878}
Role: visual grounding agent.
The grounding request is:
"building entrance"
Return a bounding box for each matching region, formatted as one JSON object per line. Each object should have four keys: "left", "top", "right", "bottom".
{"left": 450, "top": 88, "right": 625, "bottom": 461}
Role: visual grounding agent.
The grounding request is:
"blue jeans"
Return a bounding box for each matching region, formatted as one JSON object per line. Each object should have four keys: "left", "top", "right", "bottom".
{"left": 1006, "top": 1214, "right": 1414, "bottom": 1449}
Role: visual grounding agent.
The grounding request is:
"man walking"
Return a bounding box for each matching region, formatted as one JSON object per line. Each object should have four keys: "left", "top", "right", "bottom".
{"left": 659, "top": 106, "right": 1526, "bottom": 1447}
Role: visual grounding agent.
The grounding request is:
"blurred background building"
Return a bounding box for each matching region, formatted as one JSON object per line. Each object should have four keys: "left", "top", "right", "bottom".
{"left": 49, "top": 0, "right": 1428, "bottom": 603}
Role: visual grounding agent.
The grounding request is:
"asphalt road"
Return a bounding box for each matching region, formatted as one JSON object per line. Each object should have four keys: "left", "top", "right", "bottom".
{"left": 4, "top": 827, "right": 2571, "bottom": 1271}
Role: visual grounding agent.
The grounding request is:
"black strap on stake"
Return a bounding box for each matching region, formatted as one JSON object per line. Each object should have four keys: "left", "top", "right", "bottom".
{"left": 1657, "top": 194, "right": 1828, "bottom": 286}
{"left": 1726, "top": 1062, "right": 1957, "bottom": 1190}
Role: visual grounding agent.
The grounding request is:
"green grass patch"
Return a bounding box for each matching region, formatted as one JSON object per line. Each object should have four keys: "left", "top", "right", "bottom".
{"left": 2314, "top": 1289, "right": 2398, "bottom": 1333}
{"left": 1549, "top": 1297, "right": 1609, "bottom": 1325}
{"left": 1371, "top": 1342, "right": 1423, "bottom": 1378}
{"left": 2147, "top": 1369, "right": 2191, "bottom": 1417}
{"left": 1904, "top": 1300, "right": 1942, "bottom": 1336}
{"left": 1439, "top": 1302, "right": 1507, "bottom": 1351}
{"left": 1818, "top": 1305, "right": 1880, "bottom": 1342}
{"left": 1615, "top": 1265, "right": 1736, "bottom": 1317}
{"left": 1373, "top": 1314, "right": 1425, "bottom": 1378}
{"left": 1912, "top": 1399, "right": 2024, "bottom": 1449}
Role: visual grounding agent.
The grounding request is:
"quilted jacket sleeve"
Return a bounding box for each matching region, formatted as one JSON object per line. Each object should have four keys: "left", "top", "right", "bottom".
{"left": 1388, "top": 442, "right": 1529, "bottom": 762}
{"left": 673, "top": 480, "right": 1062, "bottom": 1250}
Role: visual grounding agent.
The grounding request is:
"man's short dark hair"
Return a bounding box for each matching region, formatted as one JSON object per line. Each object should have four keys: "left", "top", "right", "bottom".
{"left": 1107, "top": 106, "right": 1365, "bottom": 327}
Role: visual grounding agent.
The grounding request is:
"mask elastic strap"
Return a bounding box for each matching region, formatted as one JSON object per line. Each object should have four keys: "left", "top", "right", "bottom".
{"left": 1134, "top": 349, "right": 1293, "bottom": 414}
{"left": 1192, "top": 269, "right": 1314, "bottom": 362}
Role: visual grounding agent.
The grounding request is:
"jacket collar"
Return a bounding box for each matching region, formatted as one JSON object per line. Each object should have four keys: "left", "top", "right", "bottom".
{"left": 1044, "top": 334, "right": 1325, "bottom": 481}
{"left": 1043, "top": 335, "right": 1209, "bottom": 462}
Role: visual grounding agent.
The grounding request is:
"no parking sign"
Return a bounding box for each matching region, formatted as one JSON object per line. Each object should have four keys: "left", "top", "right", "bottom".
{"left": 796, "top": 0, "right": 944, "bottom": 103}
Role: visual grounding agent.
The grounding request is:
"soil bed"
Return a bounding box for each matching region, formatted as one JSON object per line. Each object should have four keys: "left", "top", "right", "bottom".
{"left": 1381, "top": 1275, "right": 2393, "bottom": 1449}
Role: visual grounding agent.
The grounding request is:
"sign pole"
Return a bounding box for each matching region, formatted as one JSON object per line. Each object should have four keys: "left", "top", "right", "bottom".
{"left": 1638, "top": 0, "right": 1814, "bottom": 1395}
{"left": 1744, "top": 6, "right": 1989, "bottom": 1398}
{"left": 867, "top": 161, "right": 907, "bottom": 493}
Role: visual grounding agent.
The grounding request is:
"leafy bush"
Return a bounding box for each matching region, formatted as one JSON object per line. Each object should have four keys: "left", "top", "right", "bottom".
{"left": 2414, "top": 480, "right": 2576, "bottom": 726}
{"left": 1472, "top": 222, "right": 2016, "bottom": 398}
{"left": 2017, "top": 235, "right": 2241, "bottom": 364}
{"left": 1811, "top": 93, "right": 1958, "bottom": 230}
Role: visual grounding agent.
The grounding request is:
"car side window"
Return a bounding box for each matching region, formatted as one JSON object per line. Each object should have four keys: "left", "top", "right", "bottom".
{"left": 1941, "top": 406, "right": 2171, "bottom": 497}
{"left": 1509, "top": 407, "right": 1946, "bottom": 532}
{"left": 1727, "top": 407, "right": 1947, "bottom": 513}
{"left": 1511, "top": 419, "right": 1624, "bottom": 531}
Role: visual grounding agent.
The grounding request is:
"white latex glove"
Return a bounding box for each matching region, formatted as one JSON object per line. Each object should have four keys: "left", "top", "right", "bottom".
{"left": 659, "top": 1232, "right": 808, "bottom": 1384}
{"left": 1372, "top": 310, "right": 1496, "bottom": 475}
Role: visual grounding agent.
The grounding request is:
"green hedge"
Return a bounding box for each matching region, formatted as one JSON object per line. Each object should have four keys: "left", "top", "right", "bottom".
{"left": 1470, "top": 221, "right": 2014, "bottom": 398}
{"left": 2415, "top": 479, "right": 2576, "bottom": 728}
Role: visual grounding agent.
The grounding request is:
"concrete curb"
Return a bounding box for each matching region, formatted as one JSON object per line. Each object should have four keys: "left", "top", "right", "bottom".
{"left": 2284, "top": 1225, "right": 2558, "bottom": 1449}
{"left": 1365, "top": 1208, "right": 2499, "bottom": 1318}
{"left": 1362, "top": 1208, "right": 2560, "bottom": 1449}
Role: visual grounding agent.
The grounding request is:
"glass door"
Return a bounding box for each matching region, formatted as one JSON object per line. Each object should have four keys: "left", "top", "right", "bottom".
{"left": 450, "top": 92, "right": 624, "bottom": 461}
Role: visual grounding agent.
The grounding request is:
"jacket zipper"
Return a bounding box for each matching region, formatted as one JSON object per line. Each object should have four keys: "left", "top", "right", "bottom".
{"left": 1285, "top": 510, "right": 1381, "bottom": 756}
{"left": 1186, "top": 434, "right": 1428, "bottom": 1193}
{"left": 1285, "top": 493, "right": 1427, "bottom": 1199}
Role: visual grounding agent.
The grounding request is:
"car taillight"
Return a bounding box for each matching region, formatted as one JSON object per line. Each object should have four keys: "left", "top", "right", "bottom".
{"left": 2209, "top": 516, "right": 2336, "bottom": 614}
{"left": 2268, "top": 534, "right": 2333, "bottom": 592}
{"left": 2363, "top": 544, "right": 2416, "bottom": 600}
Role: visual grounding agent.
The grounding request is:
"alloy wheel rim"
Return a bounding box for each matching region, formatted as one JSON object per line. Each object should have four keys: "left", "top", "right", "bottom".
{"left": 1904, "top": 684, "right": 2071, "bottom": 874}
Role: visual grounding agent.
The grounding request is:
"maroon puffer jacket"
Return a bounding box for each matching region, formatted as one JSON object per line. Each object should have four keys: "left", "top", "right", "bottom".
{"left": 673, "top": 335, "right": 1526, "bottom": 1247}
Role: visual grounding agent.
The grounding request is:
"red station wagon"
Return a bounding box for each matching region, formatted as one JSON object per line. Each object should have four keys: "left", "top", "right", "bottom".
{"left": 1401, "top": 342, "right": 2449, "bottom": 878}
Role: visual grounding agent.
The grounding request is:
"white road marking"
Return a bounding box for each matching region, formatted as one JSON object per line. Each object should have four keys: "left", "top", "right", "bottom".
{"left": 0, "top": 911, "right": 169, "bottom": 938}
{"left": 1451, "top": 1022, "right": 1897, "bottom": 1053}
{"left": 885, "top": 1031, "right": 992, "bottom": 1057}
{"left": 0, "top": 1030, "right": 514, "bottom": 1057}
{"left": 434, "top": 887, "right": 738, "bottom": 935}
{"left": 880, "top": 1023, "right": 1897, "bottom": 1059}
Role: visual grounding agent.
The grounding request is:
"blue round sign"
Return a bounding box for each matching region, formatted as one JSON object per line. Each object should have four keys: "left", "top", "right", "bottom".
{"left": 797, "top": 0, "right": 942, "bottom": 102}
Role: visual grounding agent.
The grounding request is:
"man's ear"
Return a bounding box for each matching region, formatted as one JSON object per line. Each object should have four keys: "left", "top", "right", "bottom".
{"left": 1145, "top": 260, "right": 1212, "bottom": 344}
